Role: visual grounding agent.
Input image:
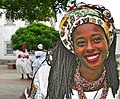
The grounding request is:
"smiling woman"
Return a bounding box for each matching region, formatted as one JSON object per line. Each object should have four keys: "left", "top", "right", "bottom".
{"left": 73, "top": 24, "right": 109, "bottom": 76}
{"left": 22, "top": 2, "right": 120, "bottom": 99}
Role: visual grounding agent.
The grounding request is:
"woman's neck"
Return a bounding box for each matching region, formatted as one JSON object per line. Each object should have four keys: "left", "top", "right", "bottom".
{"left": 79, "top": 66, "right": 103, "bottom": 81}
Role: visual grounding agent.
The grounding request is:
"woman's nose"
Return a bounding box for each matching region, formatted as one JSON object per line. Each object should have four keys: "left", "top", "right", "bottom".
{"left": 86, "top": 42, "right": 95, "bottom": 53}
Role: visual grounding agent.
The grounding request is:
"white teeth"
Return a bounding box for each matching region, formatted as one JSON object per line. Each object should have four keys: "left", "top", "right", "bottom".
{"left": 87, "top": 54, "right": 99, "bottom": 60}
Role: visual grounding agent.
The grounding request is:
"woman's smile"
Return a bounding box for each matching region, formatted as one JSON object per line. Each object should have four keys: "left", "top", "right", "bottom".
{"left": 85, "top": 53, "right": 100, "bottom": 63}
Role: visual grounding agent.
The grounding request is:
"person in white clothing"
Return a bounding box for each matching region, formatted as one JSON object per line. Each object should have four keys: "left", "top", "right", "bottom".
{"left": 21, "top": 2, "right": 120, "bottom": 99}
{"left": 32, "top": 44, "right": 47, "bottom": 76}
{"left": 16, "top": 44, "right": 32, "bottom": 79}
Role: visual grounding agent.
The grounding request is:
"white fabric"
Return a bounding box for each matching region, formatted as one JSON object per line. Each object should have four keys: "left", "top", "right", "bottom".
{"left": 16, "top": 52, "right": 32, "bottom": 74}
{"left": 32, "top": 51, "right": 47, "bottom": 67}
{"left": 25, "top": 65, "right": 120, "bottom": 99}
{"left": 16, "top": 58, "right": 26, "bottom": 74}
{"left": 32, "top": 51, "right": 47, "bottom": 76}
{"left": 34, "top": 51, "right": 45, "bottom": 57}
{"left": 32, "top": 66, "right": 39, "bottom": 76}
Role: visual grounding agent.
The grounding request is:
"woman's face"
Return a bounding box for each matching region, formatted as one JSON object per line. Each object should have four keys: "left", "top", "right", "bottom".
{"left": 73, "top": 23, "right": 108, "bottom": 70}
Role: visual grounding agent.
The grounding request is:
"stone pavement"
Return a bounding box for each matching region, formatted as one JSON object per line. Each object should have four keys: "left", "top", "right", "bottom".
{"left": 0, "top": 65, "right": 32, "bottom": 99}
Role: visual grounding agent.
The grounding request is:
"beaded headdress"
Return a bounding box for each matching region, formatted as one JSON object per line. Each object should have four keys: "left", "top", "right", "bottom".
{"left": 59, "top": 2, "right": 115, "bottom": 53}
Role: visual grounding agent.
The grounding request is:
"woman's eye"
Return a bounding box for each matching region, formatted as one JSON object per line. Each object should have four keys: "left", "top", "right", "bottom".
{"left": 76, "top": 41, "right": 86, "bottom": 46}
{"left": 93, "top": 37, "right": 102, "bottom": 43}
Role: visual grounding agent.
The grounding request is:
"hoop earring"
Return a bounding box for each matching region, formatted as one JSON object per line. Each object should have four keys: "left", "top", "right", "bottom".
{"left": 76, "top": 57, "right": 80, "bottom": 65}
{"left": 106, "top": 51, "right": 109, "bottom": 59}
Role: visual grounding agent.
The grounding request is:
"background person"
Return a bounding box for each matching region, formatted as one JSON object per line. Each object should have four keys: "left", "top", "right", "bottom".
{"left": 16, "top": 45, "right": 32, "bottom": 79}
{"left": 32, "top": 44, "right": 47, "bottom": 76}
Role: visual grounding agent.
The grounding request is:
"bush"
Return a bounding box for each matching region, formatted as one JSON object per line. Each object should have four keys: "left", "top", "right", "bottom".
{"left": 11, "top": 22, "right": 58, "bottom": 51}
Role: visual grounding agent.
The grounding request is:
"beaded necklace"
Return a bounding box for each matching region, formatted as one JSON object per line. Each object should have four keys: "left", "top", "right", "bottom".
{"left": 73, "top": 65, "right": 109, "bottom": 99}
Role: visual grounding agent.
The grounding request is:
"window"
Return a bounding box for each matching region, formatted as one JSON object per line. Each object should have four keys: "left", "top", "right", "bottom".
{"left": 6, "top": 44, "right": 13, "bottom": 54}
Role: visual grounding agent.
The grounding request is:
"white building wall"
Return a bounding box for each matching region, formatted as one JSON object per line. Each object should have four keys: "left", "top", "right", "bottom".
{"left": 0, "top": 26, "right": 20, "bottom": 60}
{"left": 0, "top": 9, "right": 28, "bottom": 62}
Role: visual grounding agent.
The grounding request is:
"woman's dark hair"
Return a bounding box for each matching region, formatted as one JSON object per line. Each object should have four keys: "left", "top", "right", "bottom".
{"left": 46, "top": 37, "right": 77, "bottom": 99}
{"left": 104, "top": 33, "right": 119, "bottom": 97}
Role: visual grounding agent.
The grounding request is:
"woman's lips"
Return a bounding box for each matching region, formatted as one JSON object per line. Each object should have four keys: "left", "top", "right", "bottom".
{"left": 86, "top": 54, "right": 99, "bottom": 63}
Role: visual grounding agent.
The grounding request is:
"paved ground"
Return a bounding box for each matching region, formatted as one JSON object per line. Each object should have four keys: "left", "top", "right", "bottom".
{"left": 0, "top": 65, "right": 32, "bottom": 99}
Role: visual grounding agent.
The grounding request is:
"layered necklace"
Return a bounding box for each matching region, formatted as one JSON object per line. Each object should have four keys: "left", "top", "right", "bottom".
{"left": 73, "top": 65, "right": 109, "bottom": 99}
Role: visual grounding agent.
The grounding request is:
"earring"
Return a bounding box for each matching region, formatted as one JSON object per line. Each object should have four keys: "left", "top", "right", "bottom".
{"left": 76, "top": 57, "right": 80, "bottom": 65}
{"left": 106, "top": 51, "right": 109, "bottom": 59}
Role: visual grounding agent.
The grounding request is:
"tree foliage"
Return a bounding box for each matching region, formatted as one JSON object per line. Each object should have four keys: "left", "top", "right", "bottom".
{"left": 0, "top": 0, "right": 76, "bottom": 22}
{"left": 11, "top": 22, "right": 58, "bottom": 51}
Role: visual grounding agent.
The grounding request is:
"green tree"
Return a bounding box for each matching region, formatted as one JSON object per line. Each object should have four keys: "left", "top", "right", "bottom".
{"left": 0, "top": 0, "right": 76, "bottom": 22}
{"left": 11, "top": 22, "right": 58, "bottom": 51}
